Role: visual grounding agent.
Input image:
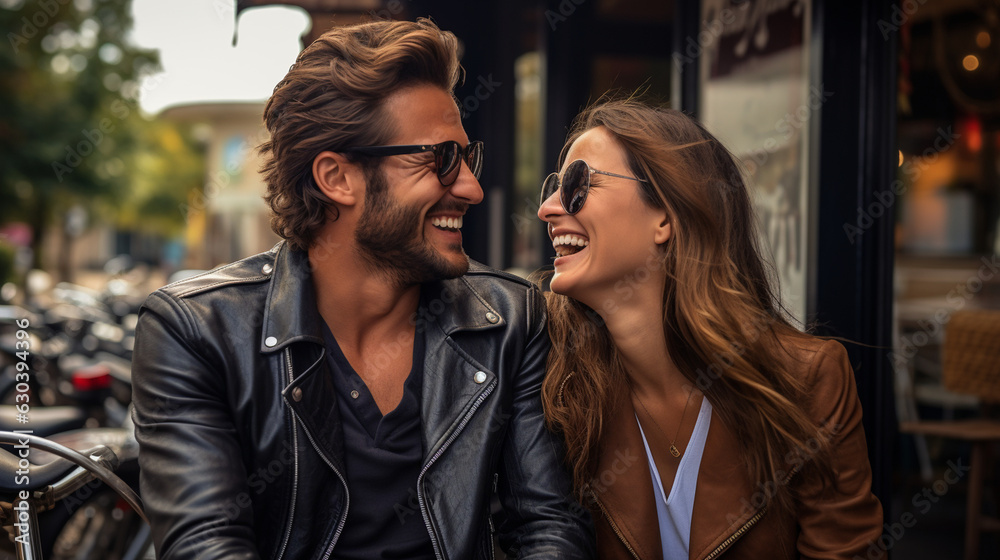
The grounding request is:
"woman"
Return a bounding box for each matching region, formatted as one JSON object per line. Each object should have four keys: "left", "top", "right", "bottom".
{"left": 537, "top": 100, "right": 883, "bottom": 559}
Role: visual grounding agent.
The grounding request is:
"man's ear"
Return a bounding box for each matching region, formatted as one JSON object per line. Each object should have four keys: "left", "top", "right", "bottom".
{"left": 313, "top": 151, "right": 362, "bottom": 206}
{"left": 654, "top": 212, "right": 672, "bottom": 245}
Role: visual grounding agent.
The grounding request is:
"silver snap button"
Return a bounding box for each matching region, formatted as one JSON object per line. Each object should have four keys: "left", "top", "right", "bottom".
{"left": 265, "top": 336, "right": 278, "bottom": 347}
{"left": 485, "top": 312, "right": 499, "bottom": 324}
{"left": 292, "top": 387, "right": 303, "bottom": 402}
{"left": 262, "top": 263, "right": 273, "bottom": 275}
{"left": 351, "top": 390, "right": 359, "bottom": 399}
{"left": 474, "top": 371, "right": 487, "bottom": 384}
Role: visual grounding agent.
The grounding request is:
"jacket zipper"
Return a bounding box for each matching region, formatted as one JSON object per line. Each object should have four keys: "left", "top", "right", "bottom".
{"left": 699, "top": 466, "right": 798, "bottom": 559}
{"left": 701, "top": 507, "right": 766, "bottom": 560}
{"left": 487, "top": 512, "right": 496, "bottom": 560}
{"left": 700, "top": 463, "right": 799, "bottom": 559}
{"left": 282, "top": 348, "right": 351, "bottom": 560}
{"left": 417, "top": 378, "right": 497, "bottom": 560}
{"left": 274, "top": 349, "right": 300, "bottom": 560}
{"left": 302, "top": 423, "right": 350, "bottom": 560}
{"left": 593, "top": 498, "right": 641, "bottom": 560}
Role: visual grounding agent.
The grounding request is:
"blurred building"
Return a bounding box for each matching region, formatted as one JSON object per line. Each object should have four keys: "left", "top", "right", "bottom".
{"left": 159, "top": 102, "right": 280, "bottom": 270}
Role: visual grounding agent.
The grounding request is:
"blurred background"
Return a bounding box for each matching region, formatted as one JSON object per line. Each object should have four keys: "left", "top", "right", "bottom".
{"left": 2, "top": 0, "right": 999, "bottom": 558}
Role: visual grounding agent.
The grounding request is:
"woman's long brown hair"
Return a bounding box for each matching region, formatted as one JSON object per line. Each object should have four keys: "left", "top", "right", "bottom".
{"left": 540, "top": 99, "right": 836, "bottom": 515}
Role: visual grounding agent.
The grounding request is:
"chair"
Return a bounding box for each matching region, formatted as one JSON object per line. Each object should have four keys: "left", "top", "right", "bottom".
{"left": 900, "top": 308, "right": 1000, "bottom": 560}
{"left": 893, "top": 297, "right": 979, "bottom": 482}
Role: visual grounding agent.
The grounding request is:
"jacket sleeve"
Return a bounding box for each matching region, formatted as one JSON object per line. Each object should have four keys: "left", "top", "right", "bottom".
{"left": 795, "top": 339, "right": 884, "bottom": 560}
{"left": 131, "top": 291, "right": 261, "bottom": 560}
{"left": 495, "top": 286, "right": 596, "bottom": 559}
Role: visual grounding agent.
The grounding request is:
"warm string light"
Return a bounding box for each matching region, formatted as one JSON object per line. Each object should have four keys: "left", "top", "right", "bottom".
{"left": 976, "top": 31, "right": 991, "bottom": 49}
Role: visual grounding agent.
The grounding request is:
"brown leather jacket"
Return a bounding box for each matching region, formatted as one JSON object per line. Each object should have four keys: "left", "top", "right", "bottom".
{"left": 589, "top": 339, "right": 884, "bottom": 560}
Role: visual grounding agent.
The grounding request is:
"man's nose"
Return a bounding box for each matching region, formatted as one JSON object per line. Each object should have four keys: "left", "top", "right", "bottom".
{"left": 449, "top": 161, "right": 484, "bottom": 204}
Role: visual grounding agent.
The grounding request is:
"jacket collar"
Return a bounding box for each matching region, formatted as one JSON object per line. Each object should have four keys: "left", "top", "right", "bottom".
{"left": 259, "top": 242, "right": 505, "bottom": 354}
{"left": 417, "top": 274, "right": 507, "bottom": 336}
{"left": 260, "top": 242, "right": 325, "bottom": 354}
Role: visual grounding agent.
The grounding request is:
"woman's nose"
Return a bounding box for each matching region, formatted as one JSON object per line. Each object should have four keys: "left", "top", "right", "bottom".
{"left": 537, "top": 187, "right": 564, "bottom": 222}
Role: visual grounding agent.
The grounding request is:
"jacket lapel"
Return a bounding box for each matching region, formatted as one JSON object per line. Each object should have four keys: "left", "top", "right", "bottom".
{"left": 594, "top": 396, "right": 662, "bottom": 560}
{"left": 261, "top": 243, "right": 345, "bottom": 471}
{"left": 417, "top": 278, "right": 504, "bottom": 457}
{"left": 688, "top": 408, "right": 761, "bottom": 560}
{"left": 281, "top": 344, "right": 348, "bottom": 473}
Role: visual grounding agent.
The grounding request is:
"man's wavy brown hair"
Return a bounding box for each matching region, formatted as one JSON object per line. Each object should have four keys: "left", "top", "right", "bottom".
{"left": 259, "top": 18, "right": 461, "bottom": 250}
{"left": 540, "top": 99, "right": 836, "bottom": 515}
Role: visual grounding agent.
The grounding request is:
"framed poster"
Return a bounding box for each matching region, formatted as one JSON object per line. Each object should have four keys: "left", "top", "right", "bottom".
{"left": 698, "top": 0, "right": 816, "bottom": 324}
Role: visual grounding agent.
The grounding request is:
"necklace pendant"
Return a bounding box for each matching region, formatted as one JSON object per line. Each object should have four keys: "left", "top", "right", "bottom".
{"left": 669, "top": 444, "right": 681, "bottom": 458}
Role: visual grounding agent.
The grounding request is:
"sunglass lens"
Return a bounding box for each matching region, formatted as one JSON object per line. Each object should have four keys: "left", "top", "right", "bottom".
{"left": 540, "top": 173, "right": 559, "bottom": 207}
{"left": 466, "top": 141, "right": 484, "bottom": 179}
{"left": 437, "top": 142, "right": 461, "bottom": 186}
{"left": 562, "top": 160, "right": 589, "bottom": 214}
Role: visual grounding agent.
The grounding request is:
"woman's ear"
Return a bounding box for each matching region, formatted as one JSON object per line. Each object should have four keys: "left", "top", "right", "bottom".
{"left": 312, "top": 151, "right": 361, "bottom": 207}
{"left": 654, "top": 213, "right": 672, "bottom": 245}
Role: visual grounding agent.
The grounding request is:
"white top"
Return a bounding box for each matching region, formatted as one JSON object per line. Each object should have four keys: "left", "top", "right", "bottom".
{"left": 636, "top": 397, "right": 713, "bottom": 560}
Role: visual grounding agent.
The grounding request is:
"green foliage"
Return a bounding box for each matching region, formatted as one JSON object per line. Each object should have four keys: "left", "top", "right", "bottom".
{"left": 115, "top": 121, "right": 206, "bottom": 236}
{"left": 0, "top": 240, "right": 14, "bottom": 284}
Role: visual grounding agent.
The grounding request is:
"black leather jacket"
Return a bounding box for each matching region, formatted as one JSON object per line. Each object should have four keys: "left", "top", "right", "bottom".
{"left": 131, "top": 242, "right": 593, "bottom": 560}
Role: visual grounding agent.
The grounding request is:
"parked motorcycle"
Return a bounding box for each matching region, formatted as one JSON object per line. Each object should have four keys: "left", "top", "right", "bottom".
{"left": 0, "top": 429, "right": 150, "bottom": 560}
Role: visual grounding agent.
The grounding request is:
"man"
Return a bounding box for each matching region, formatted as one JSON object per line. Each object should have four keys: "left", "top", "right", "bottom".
{"left": 131, "top": 18, "right": 593, "bottom": 560}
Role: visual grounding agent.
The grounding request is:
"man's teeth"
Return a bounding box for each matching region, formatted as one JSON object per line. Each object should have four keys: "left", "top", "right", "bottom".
{"left": 552, "top": 234, "right": 589, "bottom": 257}
{"left": 431, "top": 216, "right": 463, "bottom": 229}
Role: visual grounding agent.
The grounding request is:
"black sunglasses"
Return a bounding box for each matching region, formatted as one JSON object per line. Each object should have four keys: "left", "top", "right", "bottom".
{"left": 540, "top": 159, "right": 648, "bottom": 214}
{"left": 343, "top": 140, "right": 484, "bottom": 187}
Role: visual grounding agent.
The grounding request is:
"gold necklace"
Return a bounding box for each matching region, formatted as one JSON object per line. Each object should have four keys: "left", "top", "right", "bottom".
{"left": 631, "top": 385, "right": 697, "bottom": 458}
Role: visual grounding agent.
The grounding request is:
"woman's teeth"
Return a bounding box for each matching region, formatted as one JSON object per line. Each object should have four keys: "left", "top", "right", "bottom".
{"left": 552, "top": 234, "right": 589, "bottom": 257}
{"left": 431, "top": 216, "right": 463, "bottom": 230}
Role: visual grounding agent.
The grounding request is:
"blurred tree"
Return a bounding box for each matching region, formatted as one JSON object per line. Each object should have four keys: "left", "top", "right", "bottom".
{"left": 0, "top": 0, "right": 203, "bottom": 279}
{"left": 110, "top": 121, "right": 206, "bottom": 239}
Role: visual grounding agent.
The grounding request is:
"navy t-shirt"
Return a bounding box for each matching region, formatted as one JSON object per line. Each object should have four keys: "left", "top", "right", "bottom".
{"left": 321, "top": 322, "right": 435, "bottom": 559}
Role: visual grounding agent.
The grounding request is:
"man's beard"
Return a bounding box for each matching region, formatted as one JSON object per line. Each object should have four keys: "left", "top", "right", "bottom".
{"left": 354, "top": 165, "right": 470, "bottom": 287}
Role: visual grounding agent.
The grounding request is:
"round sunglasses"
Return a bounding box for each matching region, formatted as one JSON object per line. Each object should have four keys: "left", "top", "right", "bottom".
{"left": 540, "top": 159, "right": 649, "bottom": 214}
{"left": 344, "top": 140, "right": 484, "bottom": 187}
